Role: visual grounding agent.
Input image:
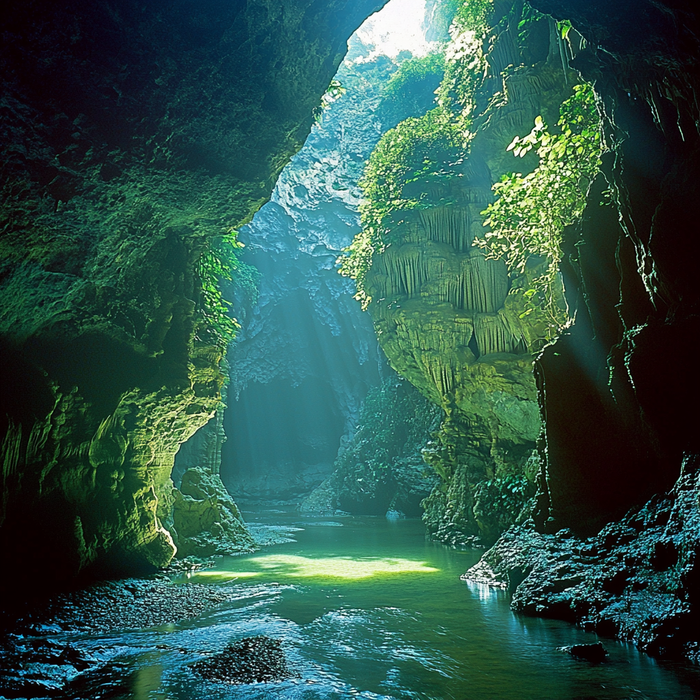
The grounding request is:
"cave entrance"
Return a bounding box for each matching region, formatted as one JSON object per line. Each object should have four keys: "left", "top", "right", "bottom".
{"left": 219, "top": 0, "right": 440, "bottom": 508}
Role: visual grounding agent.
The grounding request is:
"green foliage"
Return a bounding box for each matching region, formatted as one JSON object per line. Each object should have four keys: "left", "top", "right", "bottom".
{"left": 436, "top": 15, "right": 489, "bottom": 122}
{"left": 195, "top": 229, "right": 258, "bottom": 347}
{"left": 476, "top": 83, "right": 602, "bottom": 326}
{"left": 472, "top": 474, "right": 535, "bottom": 539}
{"left": 557, "top": 19, "right": 573, "bottom": 41}
{"left": 338, "top": 107, "right": 463, "bottom": 307}
{"left": 453, "top": 0, "right": 493, "bottom": 34}
{"left": 339, "top": 0, "right": 497, "bottom": 306}
{"left": 313, "top": 78, "right": 346, "bottom": 122}
{"left": 382, "top": 51, "right": 445, "bottom": 107}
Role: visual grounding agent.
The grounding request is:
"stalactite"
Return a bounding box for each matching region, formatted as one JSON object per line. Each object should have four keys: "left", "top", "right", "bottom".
{"left": 498, "top": 307, "right": 526, "bottom": 350}
{"left": 473, "top": 313, "right": 519, "bottom": 355}
{"left": 460, "top": 254, "right": 509, "bottom": 313}
{"left": 418, "top": 207, "right": 475, "bottom": 252}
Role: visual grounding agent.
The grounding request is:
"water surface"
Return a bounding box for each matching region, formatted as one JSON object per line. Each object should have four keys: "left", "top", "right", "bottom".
{"left": 61, "top": 510, "right": 700, "bottom": 699}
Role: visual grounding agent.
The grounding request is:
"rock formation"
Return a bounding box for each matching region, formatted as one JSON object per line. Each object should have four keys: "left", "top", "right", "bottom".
{"left": 345, "top": 1, "right": 575, "bottom": 545}
{"left": 219, "top": 50, "right": 390, "bottom": 502}
{"left": 523, "top": 0, "right": 700, "bottom": 534}
{"left": 0, "top": 0, "right": 386, "bottom": 592}
{"left": 302, "top": 377, "right": 442, "bottom": 516}
{"left": 458, "top": 0, "right": 700, "bottom": 663}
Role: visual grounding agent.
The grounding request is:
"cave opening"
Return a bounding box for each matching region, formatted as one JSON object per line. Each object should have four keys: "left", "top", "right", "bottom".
{"left": 2, "top": 0, "right": 700, "bottom": 697}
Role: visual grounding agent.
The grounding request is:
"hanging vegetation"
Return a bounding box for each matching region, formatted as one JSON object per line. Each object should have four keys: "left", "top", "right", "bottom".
{"left": 338, "top": 0, "right": 495, "bottom": 307}
{"left": 195, "top": 229, "right": 259, "bottom": 348}
{"left": 476, "top": 83, "right": 603, "bottom": 329}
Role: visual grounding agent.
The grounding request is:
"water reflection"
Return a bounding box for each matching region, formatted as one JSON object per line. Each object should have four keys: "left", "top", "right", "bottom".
{"left": 132, "top": 655, "right": 165, "bottom": 700}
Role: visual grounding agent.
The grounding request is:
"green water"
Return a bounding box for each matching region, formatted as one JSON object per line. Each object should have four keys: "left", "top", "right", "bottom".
{"left": 67, "top": 510, "right": 700, "bottom": 698}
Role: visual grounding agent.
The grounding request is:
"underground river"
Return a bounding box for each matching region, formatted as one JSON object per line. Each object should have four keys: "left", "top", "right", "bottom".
{"left": 22, "top": 509, "right": 700, "bottom": 700}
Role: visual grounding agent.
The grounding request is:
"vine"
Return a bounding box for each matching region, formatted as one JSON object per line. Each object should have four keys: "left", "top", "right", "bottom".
{"left": 475, "top": 83, "right": 602, "bottom": 328}
{"left": 195, "top": 229, "right": 259, "bottom": 348}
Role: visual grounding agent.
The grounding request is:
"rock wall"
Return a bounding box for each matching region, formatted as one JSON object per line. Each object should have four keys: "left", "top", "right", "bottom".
{"left": 458, "top": 0, "right": 700, "bottom": 661}
{"left": 169, "top": 384, "right": 255, "bottom": 558}
{"left": 302, "top": 377, "right": 442, "bottom": 516}
{"left": 356, "top": 2, "right": 573, "bottom": 545}
{"left": 0, "top": 0, "right": 386, "bottom": 593}
{"left": 220, "top": 43, "right": 443, "bottom": 502}
{"left": 466, "top": 455, "right": 700, "bottom": 661}
{"left": 524, "top": 0, "right": 700, "bottom": 534}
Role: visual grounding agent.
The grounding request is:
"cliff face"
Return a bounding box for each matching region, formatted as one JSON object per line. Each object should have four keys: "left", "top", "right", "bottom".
{"left": 0, "top": 0, "right": 385, "bottom": 591}
{"left": 302, "top": 377, "right": 442, "bottom": 517}
{"left": 354, "top": 4, "right": 574, "bottom": 546}
{"left": 452, "top": 0, "right": 700, "bottom": 660}
{"left": 220, "top": 52, "right": 394, "bottom": 502}
{"left": 525, "top": 0, "right": 700, "bottom": 534}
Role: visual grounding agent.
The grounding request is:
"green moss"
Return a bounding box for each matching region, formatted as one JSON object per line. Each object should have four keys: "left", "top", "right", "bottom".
{"left": 171, "top": 466, "right": 255, "bottom": 558}
{"left": 337, "top": 0, "right": 599, "bottom": 547}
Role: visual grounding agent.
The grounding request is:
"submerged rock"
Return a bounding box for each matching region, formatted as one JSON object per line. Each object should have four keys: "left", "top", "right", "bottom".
{"left": 562, "top": 642, "right": 608, "bottom": 663}
{"left": 191, "top": 636, "right": 291, "bottom": 685}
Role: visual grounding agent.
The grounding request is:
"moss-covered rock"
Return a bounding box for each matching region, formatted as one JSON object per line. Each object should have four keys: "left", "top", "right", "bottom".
{"left": 0, "top": 0, "right": 386, "bottom": 593}
{"left": 302, "top": 377, "right": 442, "bottom": 516}
{"left": 171, "top": 467, "right": 254, "bottom": 558}
{"left": 345, "top": 1, "right": 574, "bottom": 545}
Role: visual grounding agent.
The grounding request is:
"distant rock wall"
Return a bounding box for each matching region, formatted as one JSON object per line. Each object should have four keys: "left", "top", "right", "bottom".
{"left": 220, "top": 52, "right": 411, "bottom": 502}
{"left": 302, "top": 377, "right": 443, "bottom": 516}
{"left": 0, "top": 0, "right": 386, "bottom": 592}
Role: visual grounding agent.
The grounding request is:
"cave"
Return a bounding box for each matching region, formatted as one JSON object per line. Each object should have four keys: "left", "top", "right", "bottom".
{"left": 1, "top": 0, "right": 700, "bottom": 697}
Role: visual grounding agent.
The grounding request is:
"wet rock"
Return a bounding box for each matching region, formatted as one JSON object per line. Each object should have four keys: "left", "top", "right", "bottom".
{"left": 562, "top": 642, "right": 608, "bottom": 663}
{"left": 0, "top": 574, "right": 255, "bottom": 698}
{"left": 191, "top": 636, "right": 291, "bottom": 684}
{"left": 170, "top": 466, "right": 255, "bottom": 558}
{"left": 4, "top": 577, "right": 242, "bottom": 635}
{"left": 0, "top": 636, "right": 99, "bottom": 699}
{"left": 463, "top": 460, "right": 700, "bottom": 660}
{"left": 386, "top": 509, "right": 406, "bottom": 520}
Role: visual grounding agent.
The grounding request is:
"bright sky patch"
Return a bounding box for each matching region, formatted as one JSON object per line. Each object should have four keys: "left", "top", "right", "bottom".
{"left": 355, "top": 0, "right": 437, "bottom": 60}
